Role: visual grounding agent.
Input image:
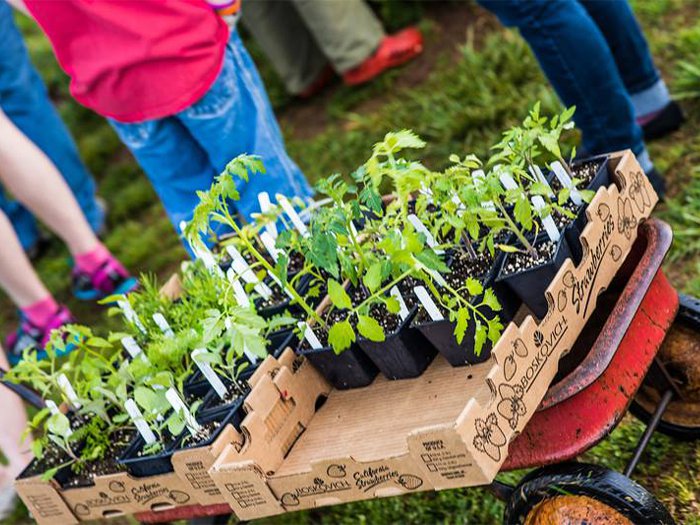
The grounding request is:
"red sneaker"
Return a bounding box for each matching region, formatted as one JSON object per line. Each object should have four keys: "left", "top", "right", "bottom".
{"left": 298, "top": 64, "right": 335, "bottom": 99}
{"left": 343, "top": 27, "right": 424, "bottom": 86}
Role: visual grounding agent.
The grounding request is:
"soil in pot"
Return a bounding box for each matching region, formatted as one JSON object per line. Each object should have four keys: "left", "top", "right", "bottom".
{"left": 201, "top": 381, "right": 249, "bottom": 414}
{"left": 496, "top": 235, "right": 572, "bottom": 319}
{"left": 61, "top": 428, "right": 135, "bottom": 488}
{"left": 118, "top": 427, "right": 180, "bottom": 478}
{"left": 358, "top": 300, "right": 436, "bottom": 380}
{"left": 176, "top": 399, "right": 246, "bottom": 450}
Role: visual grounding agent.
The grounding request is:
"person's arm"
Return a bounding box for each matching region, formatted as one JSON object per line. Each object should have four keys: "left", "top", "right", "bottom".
{"left": 5, "top": 0, "right": 30, "bottom": 17}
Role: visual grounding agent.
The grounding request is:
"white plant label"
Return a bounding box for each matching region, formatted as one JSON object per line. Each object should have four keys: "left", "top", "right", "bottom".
{"left": 242, "top": 344, "right": 259, "bottom": 364}
{"left": 473, "top": 169, "right": 496, "bottom": 210}
{"left": 408, "top": 214, "right": 443, "bottom": 254}
{"left": 227, "top": 269, "right": 251, "bottom": 307}
{"left": 419, "top": 183, "right": 434, "bottom": 204}
{"left": 260, "top": 231, "right": 281, "bottom": 263}
{"left": 179, "top": 221, "right": 222, "bottom": 276}
{"left": 121, "top": 336, "right": 144, "bottom": 359}
{"left": 450, "top": 193, "right": 466, "bottom": 215}
{"left": 529, "top": 165, "right": 555, "bottom": 198}
{"left": 414, "top": 286, "right": 445, "bottom": 321}
{"left": 531, "top": 196, "right": 560, "bottom": 243}
{"left": 257, "top": 191, "right": 278, "bottom": 239}
{"left": 268, "top": 271, "right": 295, "bottom": 299}
{"left": 225, "top": 246, "right": 273, "bottom": 300}
{"left": 152, "top": 313, "right": 175, "bottom": 338}
{"left": 277, "top": 194, "right": 310, "bottom": 238}
{"left": 117, "top": 300, "right": 146, "bottom": 334}
{"left": 192, "top": 349, "right": 228, "bottom": 400}
{"left": 499, "top": 171, "right": 519, "bottom": 191}
{"left": 57, "top": 374, "right": 81, "bottom": 409}
{"left": 551, "top": 161, "right": 583, "bottom": 206}
{"left": 390, "top": 286, "right": 410, "bottom": 322}
{"left": 299, "top": 322, "right": 322, "bottom": 350}
{"left": 125, "top": 398, "right": 157, "bottom": 445}
{"left": 426, "top": 268, "right": 448, "bottom": 288}
{"left": 165, "top": 388, "right": 201, "bottom": 435}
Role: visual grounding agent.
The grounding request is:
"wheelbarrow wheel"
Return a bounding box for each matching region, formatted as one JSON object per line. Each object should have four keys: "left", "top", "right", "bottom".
{"left": 504, "top": 462, "right": 674, "bottom": 525}
{"left": 632, "top": 294, "right": 700, "bottom": 440}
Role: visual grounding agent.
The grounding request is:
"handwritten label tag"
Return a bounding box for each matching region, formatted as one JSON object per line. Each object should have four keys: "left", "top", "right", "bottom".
{"left": 551, "top": 161, "right": 583, "bottom": 206}
{"left": 152, "top": 313, "right": 175, "bottom": 338}
{"left": 408, "top": 214, "right": 443, "bottom": 254}
{"left": 277, "top": 194, "right": 310, "bottom": 238}
{"left": 117, "top": 300, "right": 146, "bottom": 334}
{"left": 192, "top": 349, "right": 228, "bottom": 400}
{"left": 125, "top": 398, "right": 157, "bottom": 445}
{"left": 390, "top": 286, "right": 410, "bottom": 321}
{"left": 414, "top": 286, "right": 444, "bottom": 321}
{"left": 121, "top": 336, "right": 145, "bottom": 360}
{"left": 227, "top": 269, "right": 251, "bottom": 307}
{"left": 299, "top": 322, "right": 322, "bottom": 350}
{"left": 258, "top": 191, "right": 278, "bottom": 239}
{"left": 225, "top": 246, "right": 273, "bottom": 300}
{"left": 57, "top": 374, "right": 81, "bottom": 409}
{"left": 260, "top": 231, "right": 282, "bottom": 263}
{"left": 499, "top": 171, "right": 518, "bottom": 191}
{"left": 165, "top": 388, "right": 201, "bottom": 435}
{"left": 531, "top": 196, "right": 560, "bottom": 242}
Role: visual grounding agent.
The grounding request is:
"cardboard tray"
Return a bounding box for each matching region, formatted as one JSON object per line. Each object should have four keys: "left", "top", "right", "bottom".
{"left": 208, "top": 150, "right": 659, "bottom": 519}
{"left": 15, "top": 350, "right": 331, "bottom": 524}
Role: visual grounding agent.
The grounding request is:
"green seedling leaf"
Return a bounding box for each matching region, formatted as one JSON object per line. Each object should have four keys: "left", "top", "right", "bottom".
{"left": 455, "top": 308, "right": 470, "bottom": 344}
{"left": 328, "top": 319, "right": 355, "bottom": 354}
{"left": 465, "top": 277, "right": 483, "bottom": 296}
{"left": 483, "top": 288, "right": 502, "bottom": 312}
{"left": 41, "top": 467, "right": 60, "bottom": 482}
{"left": 363, "top": 262, "right": 383, "bottom": 293}
{"left": 328, "top": 279, "right": 352, "bottom": 310}
{"left": 357, "top": 315, "right": 385, "bottom": 342}
{"left": 474, "top": 321, "right": 488, "bottom": 357}
{"left": 385, "top": 296, "right": 401, "bottom": 314}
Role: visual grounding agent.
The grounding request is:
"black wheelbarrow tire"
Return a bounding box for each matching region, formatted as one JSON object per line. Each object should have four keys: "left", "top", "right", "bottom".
{"left": 504, "top": 462, "right": 674, "bottom": 525}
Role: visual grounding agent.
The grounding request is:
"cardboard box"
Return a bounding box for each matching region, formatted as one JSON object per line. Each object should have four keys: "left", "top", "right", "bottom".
{"left": 209, "top": 150, "right": 658, "bottom": 518}
{"left": 16, "top": 346, "right": 331, "bottom": 523}
{"left": 18, "top": 150, "right": 657, "bottom": 523}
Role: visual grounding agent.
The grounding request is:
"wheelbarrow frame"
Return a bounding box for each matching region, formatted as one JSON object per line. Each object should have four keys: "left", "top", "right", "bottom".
{"left": 137, "top": 218, "right": 679, "bottom": 523}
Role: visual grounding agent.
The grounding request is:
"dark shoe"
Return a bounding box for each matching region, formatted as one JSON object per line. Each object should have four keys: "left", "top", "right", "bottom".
{"left": 26, "top": 233, "right": 52, "bottom": 262}
{"left": 72, "top": 258, "right": 138, "bottom": 301}
{"left": 343, "top": 27, "right": 423, "bottom": 86}
{"left": 5, "top": 306, "right": 76, "bottom": 365}
{"left": 645, "top": 167, "right": 666, "bottom": 200}
{"left": 638, "top": 101, "right": 684, "bottom": 141}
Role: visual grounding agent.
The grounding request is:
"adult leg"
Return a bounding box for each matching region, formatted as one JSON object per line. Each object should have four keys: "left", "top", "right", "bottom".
{"left": 241, "top": 0, "right": 327, "bottom": 95}
{"left": 478, "top": 0, "right": 647, "bottom": 164}
{"left": 580, "top": 0, "right": 680, "bottom": 138}
{"left": 109, "top": 116, "right": 220, "bottom": 245}
{"left": 0, "top": 3, "right": 104, "bottom": 240}
{"left": 0, "top": 110, "right": 97, "bottom": 256}
{"left": 291, "top": 0, "right": 384, "bottom": 73}
{"left": 178, "top": 31, "right": 313, "bottom": 222}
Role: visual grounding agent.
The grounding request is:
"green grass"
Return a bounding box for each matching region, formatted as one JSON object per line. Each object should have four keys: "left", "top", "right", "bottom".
{"left": 4, "top": 1, "right": 700, "bottom": 523}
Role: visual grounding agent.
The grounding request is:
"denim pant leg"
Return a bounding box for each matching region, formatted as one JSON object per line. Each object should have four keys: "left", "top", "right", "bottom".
{"left": 177, "top": 31, "right": 313, "bottom": 222}
{"left": 0, "top": 2, "right": 103, "bottom": 244}
{"left": 109, "top": 116, "right": 218, "bottom": 251}
{"left": 478, "top": 0, "right": 645, "bottom": 157}
{"left": 579, "top": 0, "right": 659, "bottom": 95}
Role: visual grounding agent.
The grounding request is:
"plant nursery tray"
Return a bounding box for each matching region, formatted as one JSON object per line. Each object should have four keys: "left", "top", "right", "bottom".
{"left": 16, "top": 150, "right": 657, "bottom": 524}
{"left": 206, "top": 150, "right": 659, "bottom": 520}
{"left": 14, "top": 350, "right": 331, "bottom": 524}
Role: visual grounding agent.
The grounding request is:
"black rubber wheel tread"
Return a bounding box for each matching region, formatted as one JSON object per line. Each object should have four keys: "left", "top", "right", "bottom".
{"left": 504, "top": 462, "right": 674, "bottom": 525}
{"left": 629, "top": 399, "right": 700, "bottom": 440}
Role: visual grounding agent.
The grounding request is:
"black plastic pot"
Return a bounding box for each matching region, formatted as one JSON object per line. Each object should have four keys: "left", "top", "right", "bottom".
{"left": 119, "top": 431, "right": 178, "bottom": 478}
{"left": 358, "top": 307, "right": 436, "bottom": 380}
{"left": 200, "top": 381, "right": 250, "bottom": 416}
{"left": 298, "top": 343, "right": 379, "bottom": 389}
{"left": 495, "top": 234, "right": 573, "bottom": 319}
{"left": 177, "top": 396, "right": 246, "bottom": 448}
{"left": 256, "top": 274, "right": 312, "bottom": 319}
{"left": 268, "top": 328, "right": 298, "bottom": 358}
{"left": 563, "top": 157, "right": 611, "bottom": 263}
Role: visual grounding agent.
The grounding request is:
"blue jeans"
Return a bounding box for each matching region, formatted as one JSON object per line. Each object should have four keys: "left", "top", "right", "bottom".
{"left": 479, "top": 0, "right": 657, "bottom": 157}
{"left": 0, "top": 1, "right": 103, "bottom": 250}
{"left": 110, "top": 30, "right": 313, "bottom": 250}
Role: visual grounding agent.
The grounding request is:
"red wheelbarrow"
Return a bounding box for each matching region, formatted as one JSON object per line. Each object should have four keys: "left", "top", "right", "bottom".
{"left": 137, "top": 218, "right": 697, "bottom": 524}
